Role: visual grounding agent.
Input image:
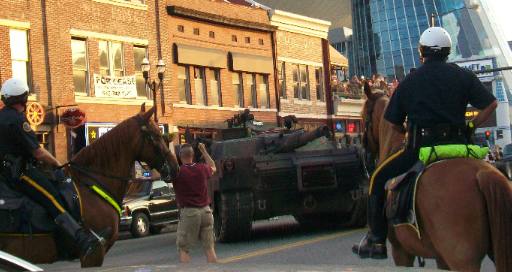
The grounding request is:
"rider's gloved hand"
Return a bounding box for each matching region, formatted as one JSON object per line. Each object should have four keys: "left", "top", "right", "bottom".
{"left": 53, "top": 168, "right": 66, "bottom": 182}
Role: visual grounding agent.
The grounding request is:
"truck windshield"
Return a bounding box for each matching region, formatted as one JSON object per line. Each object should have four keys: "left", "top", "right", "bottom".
{"left": 126, "top": 181, "right": 152, "bottom": 197}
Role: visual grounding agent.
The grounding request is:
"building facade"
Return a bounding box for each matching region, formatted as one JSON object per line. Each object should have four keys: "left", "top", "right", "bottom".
{"left": 166, "top": 0, "right": 277, "bottom": 140}
{"left": 351, "top": 0, "right": 512, "bottom": 145}
{"left": 270, "top": 9, "right": 332, "bottom": 130}
{"left": 0, "top": 0, "right": 165, "bottom": 161}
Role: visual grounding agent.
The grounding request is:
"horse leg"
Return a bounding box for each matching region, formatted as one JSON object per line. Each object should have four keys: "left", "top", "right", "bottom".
{"left": 435, "top": 257, "right": 450, "bottom": 270}
{"left": 388, "top": 228, "right": 415, "bottom": 267}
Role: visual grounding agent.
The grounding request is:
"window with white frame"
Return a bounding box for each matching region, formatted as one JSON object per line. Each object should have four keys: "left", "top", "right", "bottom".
{"left": 257, "top": 74, "right": 269, "bottom": 108}
{"left": 232, "top": 72, "right": 244, "bottom": 107}
{"left": 71, "top": 38, "right": 89, "bottom": 94}
{"left": 277, "top": 61, "right": 286, "bottom": 98}
{"left": 207, "top": 68, "right": 222, "bottom": 106}
{"left": 177, "top": 65, "right": 191, "bottom": 104}
{"left": 99, "top": 40, "right": 124, "bottom": 77}
{"left": 315, "top": 67, "right": 324, "bottom": 101}
{"left": 9, "top": 29, "right": 30, "bottom": 89}
{"left": 133, "top": 46, "right": 150, "bottom": 98}
{"left": 292, "top": 64, "right": 310, "bottom": 100}
{"left": 193, "top": 67, "right": 206, "bottom": 105}
{"left": 245, "top": 73, "right": 257, "bottom": 108}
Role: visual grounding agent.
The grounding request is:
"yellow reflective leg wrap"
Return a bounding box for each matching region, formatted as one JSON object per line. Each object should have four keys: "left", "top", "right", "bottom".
{"left": 20, "top": 175, "right": 66, "bottom": 213}
{"left": 368, "top": 148, "right": 405, "bottom": 195}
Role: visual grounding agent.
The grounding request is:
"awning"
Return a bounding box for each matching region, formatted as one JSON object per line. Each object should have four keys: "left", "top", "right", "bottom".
{"left": 174, "top": 43, "right": 227, "bottom": 68}
{"left": 230, "top": 52, "right": 273, "bottom": 74}
{"left": 329, "top": 45, "right": 348, "bottom": 67}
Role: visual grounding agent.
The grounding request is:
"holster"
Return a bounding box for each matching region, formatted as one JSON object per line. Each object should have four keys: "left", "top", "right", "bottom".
{"left": 1, "top": 154, "right": 24, "bottom": 180}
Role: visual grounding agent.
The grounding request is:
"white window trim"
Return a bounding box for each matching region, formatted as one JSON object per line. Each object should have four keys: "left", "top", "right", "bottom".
{"left": 75, "top": 95, "right": 154, "bottom": 106}
{"left": 99, "top": 40, "right": 125, "bottom": 77}
{"left": 172, "top": 103, "right": 277, "bottom": 112}
{"left": 0, "top": 19, "right": 30, "bottom": 29}
{"left": 91, "top": 0, "right": 148, "bottom": 10}
{"left": 70, "top": 29, "right": 148, "bottom": 45}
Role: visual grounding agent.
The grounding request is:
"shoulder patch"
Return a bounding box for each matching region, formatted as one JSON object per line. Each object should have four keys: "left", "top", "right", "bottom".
{"left": 23, "top": 122, "right": 32, "bottom": 132}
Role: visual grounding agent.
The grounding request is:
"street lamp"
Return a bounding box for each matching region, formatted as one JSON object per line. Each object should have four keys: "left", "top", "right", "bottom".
{"left": 141, "top": 58, "right": 166, "bottom": 122}
{"left": 430, "top": 2, "right": 479, "bottom": 27}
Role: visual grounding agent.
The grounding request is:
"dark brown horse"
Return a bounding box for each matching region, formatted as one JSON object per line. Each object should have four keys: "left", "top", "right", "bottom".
{"left": 0, "top": 105, "right": 179, "bottom": 267}
{"left": 362, "top": 84, "right": 512, "bottom": 271}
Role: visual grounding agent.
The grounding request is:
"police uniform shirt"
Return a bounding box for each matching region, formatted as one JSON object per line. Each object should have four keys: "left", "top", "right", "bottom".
{"left": 0, "top": 106, "right": 40, "bottom": 159}
{"left": 385, "top": 59, "right": 496, "bottom": 128}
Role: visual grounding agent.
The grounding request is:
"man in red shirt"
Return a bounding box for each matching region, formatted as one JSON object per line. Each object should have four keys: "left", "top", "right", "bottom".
{"left": 173, "top": 143, "right": 217, "bottom": 263}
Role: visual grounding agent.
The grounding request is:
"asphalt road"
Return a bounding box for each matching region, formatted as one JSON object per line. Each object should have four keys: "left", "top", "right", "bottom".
{"left": 42, "top": 216, "right": 495, "bottom": 271}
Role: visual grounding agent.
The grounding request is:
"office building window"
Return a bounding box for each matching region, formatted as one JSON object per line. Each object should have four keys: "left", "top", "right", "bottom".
{"left": 177, "top": 25, "right": 184, "bottom": 32}
{"left": 177, "top": 65, "right": 191, "bottom": 104}
{"left": 232, "top": 72, "right": 244, "bottom": 107}
{"left": 277, "top": 61, "right": 286, "bottom": 98}
{"left": 315, "top": 67, "right": 324, "bottom": 101}
{"left": 9, "top": 29, "right": 30, "bottom": 88}
{"left": 293, "top": 64, "right": 310, "bottom": 100}
{"left": 207, "top": 68, "right": 221, "bottom": 106}
{"left": 99, "top": 40, "right": 124, "bottom": 77}
{"left": 71, "top": 38, "right": 88, "bottom": 94}
{"left": 193, "top": 67, "right": 206, "bottom": 105}
{"left": 193, "top": 28, "right": 200, "bottom": 35}
{"left": 257, "top": 74, "right": 269, "bottom": 108}
{"left": 232, "top": 35, "right": 238, "bottom": 42}
{"left": 133, "top": 46, "right": 150, "bottom": 98}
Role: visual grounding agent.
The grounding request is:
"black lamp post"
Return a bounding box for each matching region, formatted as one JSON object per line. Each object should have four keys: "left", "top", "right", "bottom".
{"left": 141, "top": 58, "right": 166, "bottom": 122}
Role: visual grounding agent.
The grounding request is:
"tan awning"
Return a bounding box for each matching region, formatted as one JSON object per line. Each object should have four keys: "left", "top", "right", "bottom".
{"left": 329, "top": 45, "right": 348, "bottom": 67}
{"left": 174, "top": 43, "right": 227, "bottom": 68}
{"left": 230, "top": 52, "right": 273, "bottom": 74}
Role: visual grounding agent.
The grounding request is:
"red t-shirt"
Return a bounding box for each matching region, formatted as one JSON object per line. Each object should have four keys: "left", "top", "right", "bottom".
{"left": 173, "top": 163, "right": 213, "bottom": 208}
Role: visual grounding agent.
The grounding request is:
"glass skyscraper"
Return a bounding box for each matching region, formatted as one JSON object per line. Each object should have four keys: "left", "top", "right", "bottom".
{"left": 351, "top": 0, "right": 512, "bottom": 145}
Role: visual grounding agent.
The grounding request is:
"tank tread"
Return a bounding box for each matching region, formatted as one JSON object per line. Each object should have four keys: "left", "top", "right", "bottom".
{"left": 215, "top": 191, "right": 254, "bottom": 242}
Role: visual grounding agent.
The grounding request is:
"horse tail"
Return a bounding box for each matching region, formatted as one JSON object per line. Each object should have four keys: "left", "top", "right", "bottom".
{"left": 476, "top": 169, "right": 512, "bottom": 271}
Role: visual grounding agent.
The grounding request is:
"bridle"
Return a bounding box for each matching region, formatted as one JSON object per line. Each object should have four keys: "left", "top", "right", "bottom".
{"left": 134, "top": 115, "right": 175, "bottom": 182}
{"left": 64, "top": 115, "right": 177, "bottom": 209}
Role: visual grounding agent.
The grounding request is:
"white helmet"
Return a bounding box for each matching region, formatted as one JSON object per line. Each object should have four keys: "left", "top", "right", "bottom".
{"left": 419, "top": 27, "right": 452, "bottom": 58}
{"left": 1, "top": 78, "right": 29, "bottom": 106}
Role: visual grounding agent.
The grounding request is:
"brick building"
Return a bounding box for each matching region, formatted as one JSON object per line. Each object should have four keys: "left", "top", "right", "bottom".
{"left": 165, "top": 0, "right": 278, "bottom": 140}
{"left": 270, "top": 10, "right": 332, "bottom": 131}
{"left": 0, "top": 0, "right": 169, "bottom": 161}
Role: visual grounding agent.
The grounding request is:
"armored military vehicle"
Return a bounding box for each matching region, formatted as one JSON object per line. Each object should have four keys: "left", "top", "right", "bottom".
{"left": 206, "top": 119, "right": 368, "bottom": 242}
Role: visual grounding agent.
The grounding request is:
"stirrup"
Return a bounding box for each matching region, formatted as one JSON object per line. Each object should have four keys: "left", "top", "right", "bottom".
{"left": 89, "top": 229, "right": 107, "bottom": 246}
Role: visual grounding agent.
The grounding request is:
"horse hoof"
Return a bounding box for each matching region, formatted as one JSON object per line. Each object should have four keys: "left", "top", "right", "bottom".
{"left": 80, "top": 244, "right": 105, "bottom": 268}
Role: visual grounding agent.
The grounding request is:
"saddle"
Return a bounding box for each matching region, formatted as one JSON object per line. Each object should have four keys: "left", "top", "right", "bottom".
{"left": 385, "top": 161, "right": 425, "bottom": 239}
{"left": 0, "top": 175, "right": 81, "bottom": 234}
{"left": 384, "top": 143, "right": 489, "bottom": 238}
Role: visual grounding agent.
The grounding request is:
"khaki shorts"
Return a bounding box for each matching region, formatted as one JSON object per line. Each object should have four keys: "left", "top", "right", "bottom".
{"left": 176, "top": 206, "right": 215, "bottom": 252}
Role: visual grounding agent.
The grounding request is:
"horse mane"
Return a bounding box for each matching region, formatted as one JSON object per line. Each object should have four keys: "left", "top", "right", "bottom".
{"left": 72, "top": 115, "right": 139, "bottom": 167}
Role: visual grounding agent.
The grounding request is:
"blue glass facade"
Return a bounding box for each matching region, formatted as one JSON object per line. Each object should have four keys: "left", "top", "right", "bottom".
{"left": 352, "top": 0, "right": 442, "bottom": 80}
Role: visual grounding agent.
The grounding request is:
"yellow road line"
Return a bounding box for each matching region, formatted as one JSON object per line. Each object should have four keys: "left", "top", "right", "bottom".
{"left": 217, "top": 228, "right": 365, "bottom": 264}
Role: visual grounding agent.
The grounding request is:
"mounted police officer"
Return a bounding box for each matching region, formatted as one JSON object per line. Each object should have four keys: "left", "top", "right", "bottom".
{"left": 0, "top": 78, "right": 110, "bottom": 258}
{"left": 353, "top": 27, "right": 497, "bottom": 259}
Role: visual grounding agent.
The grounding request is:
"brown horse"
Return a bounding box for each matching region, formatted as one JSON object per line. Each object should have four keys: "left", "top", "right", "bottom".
{"left": 0, "top": 105, "right": 179, "bottom": 267}
{"left": 362, "top": 84, "right": 512, "bottom": 271}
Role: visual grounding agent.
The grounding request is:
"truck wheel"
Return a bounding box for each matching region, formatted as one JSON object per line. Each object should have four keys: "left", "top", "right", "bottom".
{"left": 214, "top": 191, "right": 253, "bottom": 242}
{"left": 131, "top": 213, "right": 150, "bottom": 238}
{"left": 149, "top": 225, "right": 164, "bottom": 235}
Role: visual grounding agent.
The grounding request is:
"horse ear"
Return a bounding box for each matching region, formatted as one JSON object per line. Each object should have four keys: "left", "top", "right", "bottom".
{"left": 140, "top": 103, "right": 146, "bottom": 113}
{"left": 142, "top": 106, "right": 156, "bottom": 121}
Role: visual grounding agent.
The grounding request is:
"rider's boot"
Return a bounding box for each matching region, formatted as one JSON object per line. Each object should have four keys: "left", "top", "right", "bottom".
{"left": 352, "top": 194, "right": 388, "bottom": 259}
{"left": 55, "top": 213, "right": 112, "bottom": 258}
